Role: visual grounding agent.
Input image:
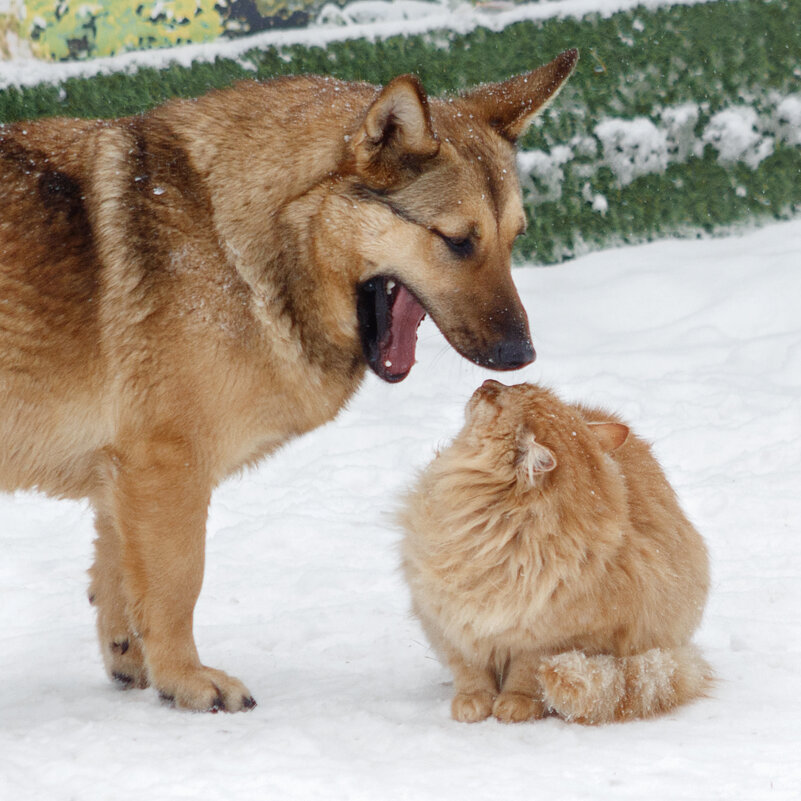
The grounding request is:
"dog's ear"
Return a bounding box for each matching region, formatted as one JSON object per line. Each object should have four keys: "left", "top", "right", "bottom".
{"left": 461, "top": 49, "right": 579, "bottom": 142}
{"left": 588, "top": 422, "right": 629, "bottom": 452}
{"left": 516, "top": 427, "right": 557, "bottom": 485}
{"left": 353, "top": 75, "right": 440, "bottom": 188}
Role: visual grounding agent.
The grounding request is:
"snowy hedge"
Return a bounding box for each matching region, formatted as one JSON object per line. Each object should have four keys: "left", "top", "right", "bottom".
{"left": 1, "top": 0, "right": 800, "bottom": 262}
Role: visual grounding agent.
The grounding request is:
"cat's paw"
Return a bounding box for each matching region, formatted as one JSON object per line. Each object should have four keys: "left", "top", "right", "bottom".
{"left": 451, "top": 690, "right": 495, "bottom": 723}
{"left": 492, "top": 691, "right": 545, "bottom": 723}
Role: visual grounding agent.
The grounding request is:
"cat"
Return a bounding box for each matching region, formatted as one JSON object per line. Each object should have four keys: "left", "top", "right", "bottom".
{"left": 400, "top": 380, "right": 712, "bottom": 724}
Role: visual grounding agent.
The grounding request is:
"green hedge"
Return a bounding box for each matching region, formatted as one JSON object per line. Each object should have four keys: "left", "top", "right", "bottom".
{"left": 2, "top": 0, "right": 800, "bottom": 263}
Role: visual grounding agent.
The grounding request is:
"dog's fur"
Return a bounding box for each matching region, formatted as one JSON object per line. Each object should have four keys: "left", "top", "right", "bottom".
{"left": 0, "top": 51, "right": 577, "bottom": 711}
{"left": 401, "top": 381, "right": 712, "bottom": 724}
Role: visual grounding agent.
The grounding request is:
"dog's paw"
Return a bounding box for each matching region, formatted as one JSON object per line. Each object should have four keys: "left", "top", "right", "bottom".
{"left": 492, "top": 691, "right": 545, "bottom": 723}
{"left": 154, "top": 665, "right": 256, "bottom": 713}
{"left": 451, "top": 690, "right": 495, "bottom": 723}
{"left": 103, "top": 635, "right": 150, "bottom": 690}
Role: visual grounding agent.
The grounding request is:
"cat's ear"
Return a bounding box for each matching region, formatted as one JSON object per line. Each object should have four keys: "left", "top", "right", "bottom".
{"left": 516, "top": 428, "right": 557, "bottom": 485}
{"left": 588, "top": 422, "right": 629, "bottom": 452}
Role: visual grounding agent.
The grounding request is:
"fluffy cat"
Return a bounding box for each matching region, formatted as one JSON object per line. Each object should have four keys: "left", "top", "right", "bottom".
{"left": 400, "top": 380, "right": 712, "bottom": 724}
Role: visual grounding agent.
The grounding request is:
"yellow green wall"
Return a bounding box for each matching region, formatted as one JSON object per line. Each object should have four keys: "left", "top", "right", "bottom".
{"left": 1, "top": 0, "right": 328, "bottom": 60}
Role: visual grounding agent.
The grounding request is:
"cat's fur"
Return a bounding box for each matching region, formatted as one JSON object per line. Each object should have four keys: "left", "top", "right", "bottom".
{"left": 400, "top": 380, "right": 712, "bottom": 724}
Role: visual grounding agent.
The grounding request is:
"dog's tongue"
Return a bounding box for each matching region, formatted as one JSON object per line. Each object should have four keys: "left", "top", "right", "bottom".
{"left": 381, "top": 283, "right": 427, "bottom": 381}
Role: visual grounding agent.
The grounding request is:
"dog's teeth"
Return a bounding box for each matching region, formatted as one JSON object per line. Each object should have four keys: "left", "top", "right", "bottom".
{"left": 386, "top": 280, "right": 396, "bottom": 293}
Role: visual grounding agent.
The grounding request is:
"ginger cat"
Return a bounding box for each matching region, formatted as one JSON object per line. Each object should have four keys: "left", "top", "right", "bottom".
{"left": 400, "top": 380, "right": 712, "bottom": 724}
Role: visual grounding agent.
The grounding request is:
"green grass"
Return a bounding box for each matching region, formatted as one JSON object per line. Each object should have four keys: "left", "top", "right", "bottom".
{"left": 3, "top": 0, "right": 800, "bottom": 262}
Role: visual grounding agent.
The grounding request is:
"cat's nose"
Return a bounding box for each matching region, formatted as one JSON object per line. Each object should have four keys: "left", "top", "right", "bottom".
{"left": 477, "top": 379, "right": 505, "bottom": 400}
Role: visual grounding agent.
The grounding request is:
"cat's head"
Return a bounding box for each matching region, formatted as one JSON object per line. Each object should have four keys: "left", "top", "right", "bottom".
{"left": 463, "top": 380, "right": 629, "bottom": 488}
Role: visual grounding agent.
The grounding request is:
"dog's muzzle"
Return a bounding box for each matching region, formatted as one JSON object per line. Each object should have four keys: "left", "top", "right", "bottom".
{"left": 490, "top": 338, "right": 536, "bottom": 370}
{"left": 470, "top": 316, "right": 536, "bottom": 371}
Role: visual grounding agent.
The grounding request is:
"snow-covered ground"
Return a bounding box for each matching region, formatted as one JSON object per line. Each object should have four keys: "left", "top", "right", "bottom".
{"left": 1, "top": 219, "right": 799, "bottom": 799}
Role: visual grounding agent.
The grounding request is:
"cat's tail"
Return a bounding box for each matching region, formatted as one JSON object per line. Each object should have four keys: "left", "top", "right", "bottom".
{"left": 538, "top": 644, "right": 713, "bottom": 725}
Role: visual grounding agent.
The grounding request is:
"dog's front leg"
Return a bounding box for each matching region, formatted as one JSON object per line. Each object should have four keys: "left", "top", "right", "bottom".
{"left": 108, "top": 433, "right": 255, "bottom": 712}
{"left": 89, "top": 508, "right": 149, "bottom": 690}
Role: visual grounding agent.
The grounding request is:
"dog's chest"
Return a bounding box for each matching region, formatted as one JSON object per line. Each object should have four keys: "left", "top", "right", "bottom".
{"left": 220, "top": 355, "right": 365, "bottom": 479}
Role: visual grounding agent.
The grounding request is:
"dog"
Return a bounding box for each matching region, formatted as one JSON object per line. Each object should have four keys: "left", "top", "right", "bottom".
{"left": 0, "top": 49, "right": 578, "bottom": 711}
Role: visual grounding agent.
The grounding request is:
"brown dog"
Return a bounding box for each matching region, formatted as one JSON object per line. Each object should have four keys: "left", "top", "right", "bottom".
{"left": 0, "top": 50, "right": 577, "bottom": 711}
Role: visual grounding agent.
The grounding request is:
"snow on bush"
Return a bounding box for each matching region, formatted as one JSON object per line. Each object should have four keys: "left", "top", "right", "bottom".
{"left": 517, "top": 97, "right": 799, "bottom": 208}
{"left": 701, "top": 106, "right": 774, "bottom": 169}
{"left": 660, "top": 103, "right": 702, "bottom": 162}
{"left": 594, "top": 117, "right": 669, "bottom": 186}
{"left": 773, "top": 95, "right": 801, "bottom": 146}
{"left": 516, "top": 145, "right": 572, "bottom": 203}
{"left": 582, "top": 182, "right": 609, "bottom": 215}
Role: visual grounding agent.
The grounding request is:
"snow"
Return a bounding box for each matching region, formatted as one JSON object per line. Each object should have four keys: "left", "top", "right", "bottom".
{"left": 2, "top": 219, "right": 800, "bottom": 800}
{"left": 773, "top": 95, "right": 801, "bottom": 147}
{"left": 318, "top": 0, "right": 445, "bottom": 26}
{"left": 595, "top": 116, "right": 669, "bottom": 185}
{"left": 590, "top": 191, "right": 609, "bottom": 213}
{"left": 517, "top": 145, "right": 573, "bottom": 203}
{"left": 659, "top": 102, "right": 701, "bottom": 162}
{"left": 519, "top": 94, "right": 799, "bottom": 206}
{"left": 702, "top": 106, "right": 775, "bottom": 170}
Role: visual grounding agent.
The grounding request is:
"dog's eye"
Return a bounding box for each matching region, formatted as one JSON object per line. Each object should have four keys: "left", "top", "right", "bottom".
{"left": 437, "top": 232, "right": 474, "bottom": 259}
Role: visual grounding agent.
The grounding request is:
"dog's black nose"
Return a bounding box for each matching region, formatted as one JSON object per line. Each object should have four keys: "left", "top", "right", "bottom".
{"left": 493, "top": 338, "right": 536, "bottom": 369}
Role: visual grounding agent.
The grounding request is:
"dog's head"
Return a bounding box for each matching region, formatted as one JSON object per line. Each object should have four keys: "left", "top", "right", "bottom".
{"left": 344, "top": 50, "right": 578, "bottom": 382}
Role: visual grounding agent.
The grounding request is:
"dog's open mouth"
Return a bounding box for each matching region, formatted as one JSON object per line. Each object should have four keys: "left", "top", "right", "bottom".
{"left": 357, "top": 276, "right": 427, "bottom": 383}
